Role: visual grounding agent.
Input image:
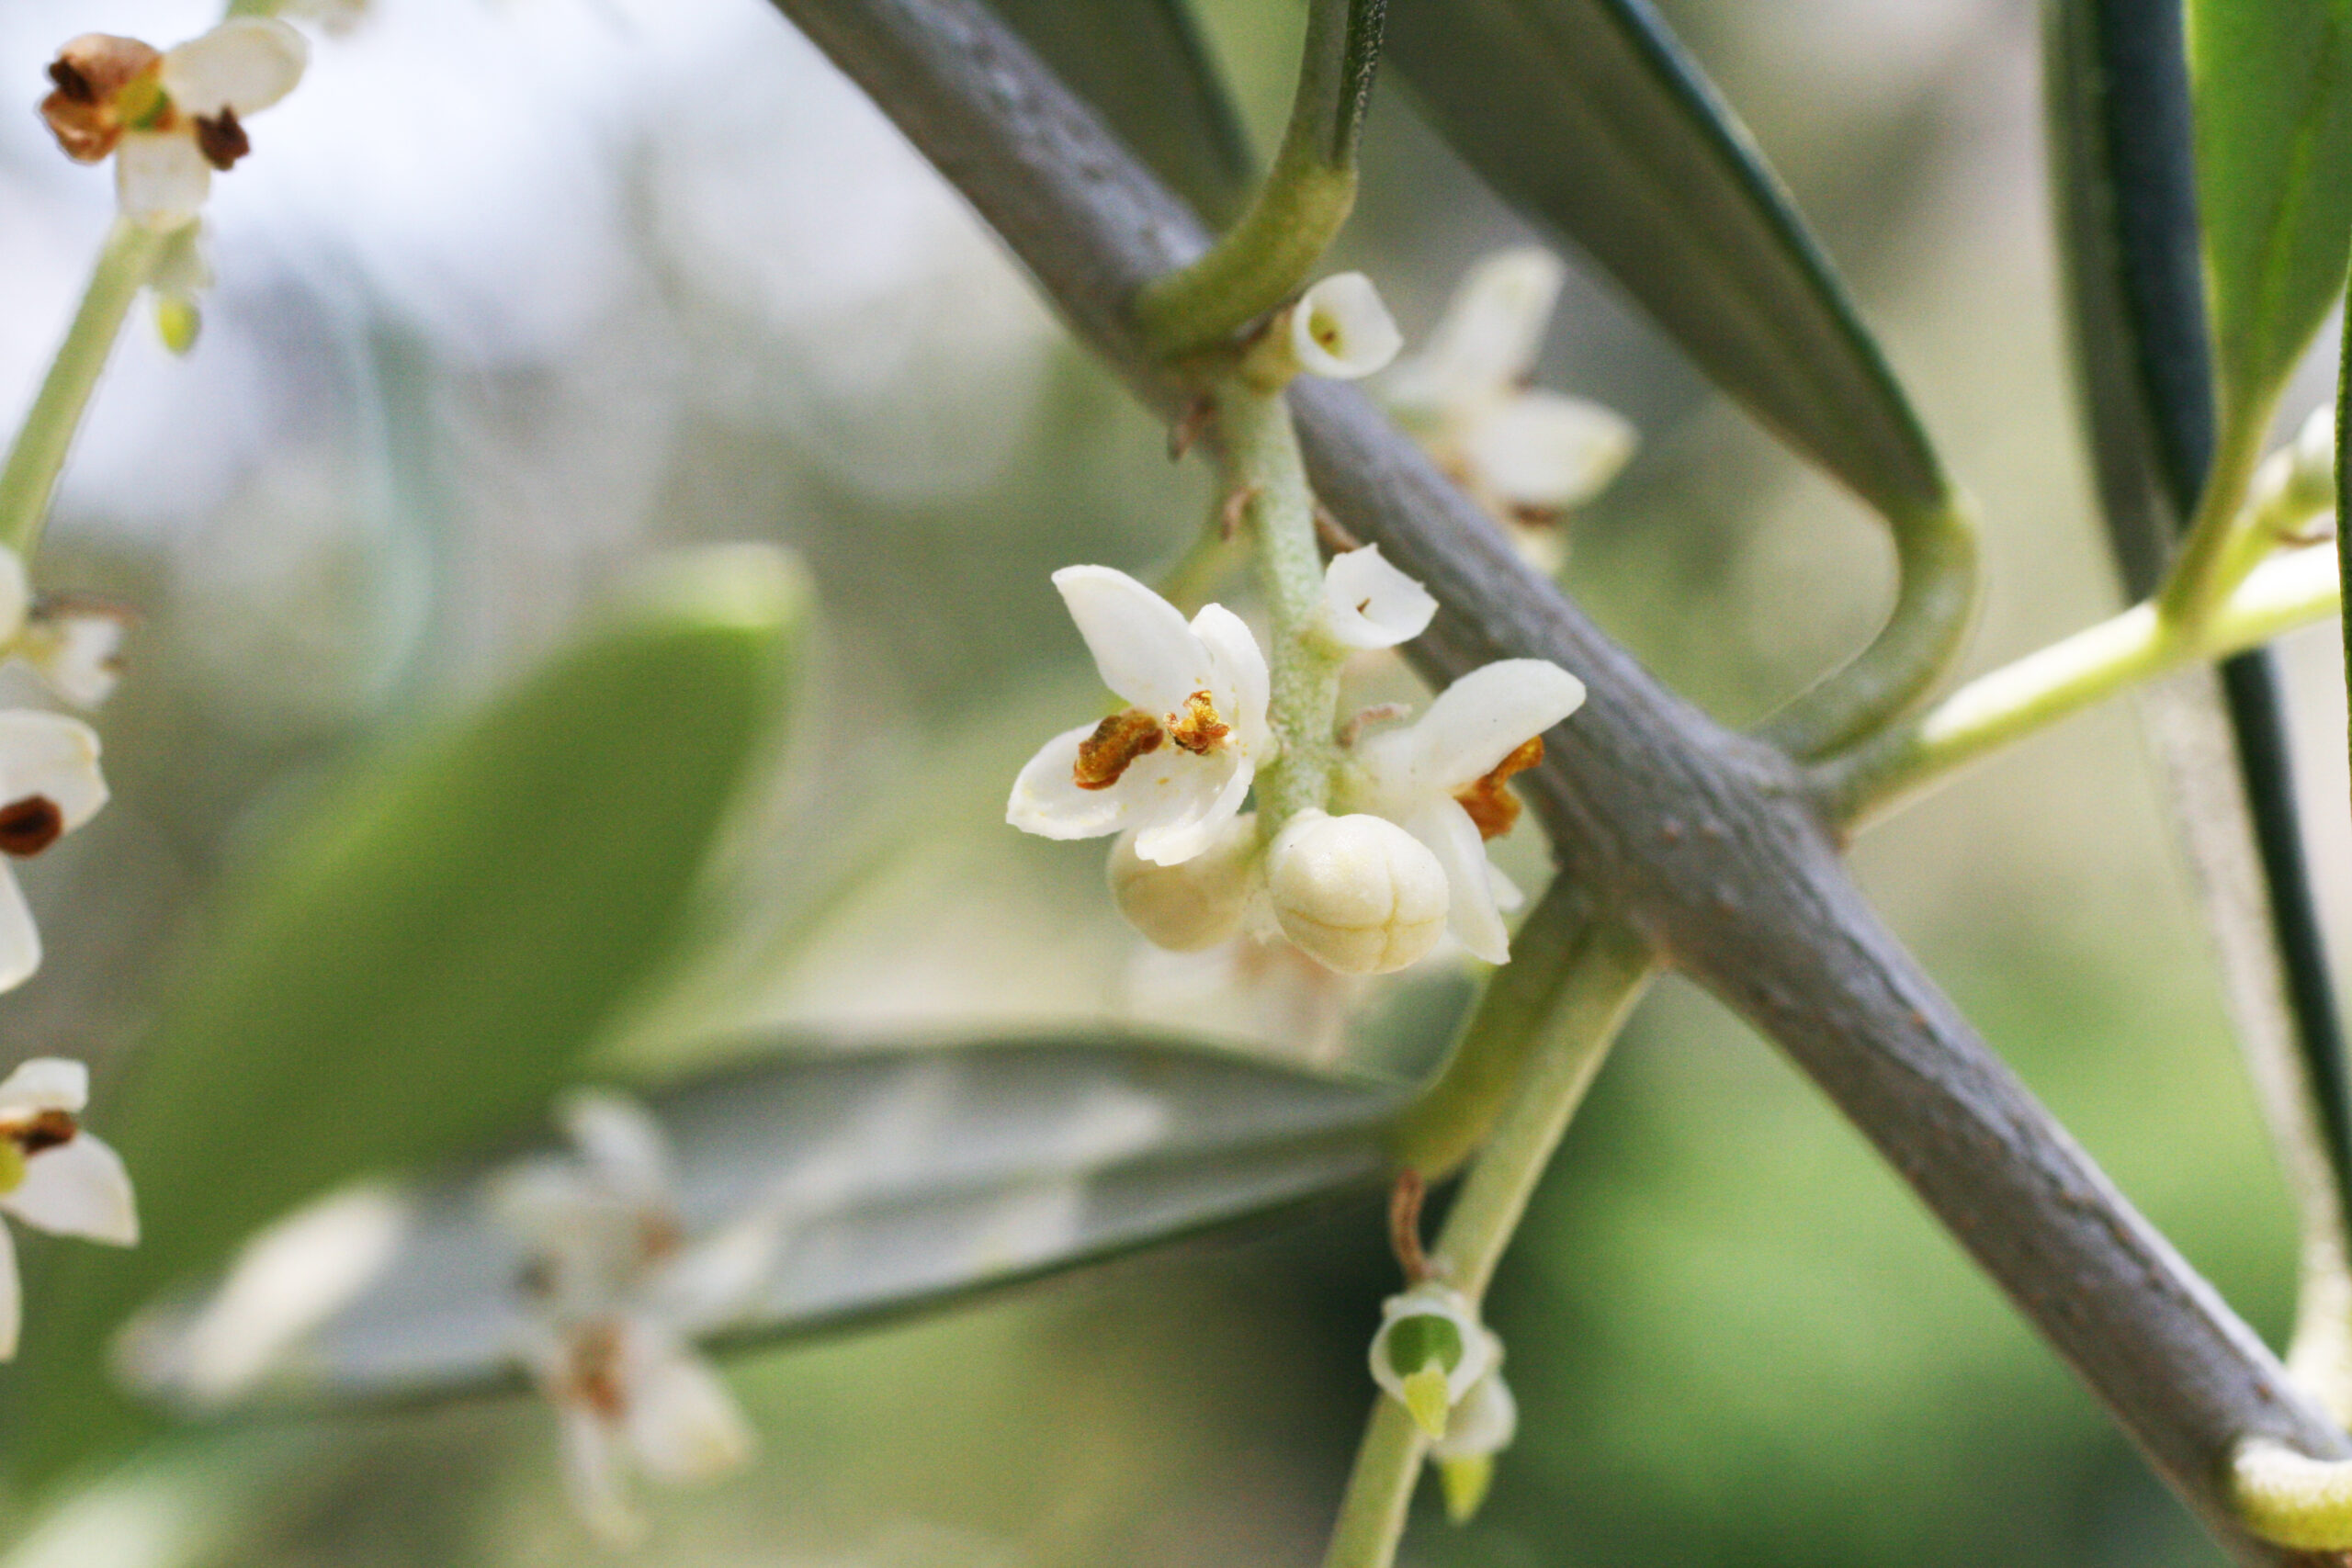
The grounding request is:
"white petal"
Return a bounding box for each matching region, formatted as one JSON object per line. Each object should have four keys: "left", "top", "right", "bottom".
{"left": 1293, "top": 273, "right": 1405, "bottom": 380}
{"left": 0, "top": 1225, "right": 19, "bottom": 1361}
{"left": 1188, "top": 602, "right": 1271, "bottom": 748}
{"left": 1423, "top": 248, "right": 1566, "bottom": 401}
{"left": 1129, "top": 750, "right": 1250, "bottom": 867}
{"left": 0, "top": 1058, "right": 85, "bottom": 1115}
{"left": 0, "top": 553, "right": 29, "bottom": 647}
{"left": 1431, "top": 1367, "right": 1519, "bottom": 1461}
{"left": 558, "top": 1404, "right": 644, "bottom": 1547}
{"left": 1007, "top": 722, "right": 1136, "bottom": 842}
{"left": 1487, "top": 860, "right": 1525, "bottom": 914}
{"left": 1406, "top": 799, "right": 1510, "bottom": 964}
{"left": 1321, "top": 546, "right": 1438, "bottom": 649}
{"left": 27, "top": 612, "right": 126, "bottom": 709}
{"left": 558, "top": 1090, "right": 673, "bottom": 1205}
{"left": 161, "top": 18, "right": 308, "bottom": 117}
{"left": 1052, "top": 565, "right": 1209, "bottom": 715}
{"left": 0, "top": 869, "right": 43, "bottom": 996}
{"left": 0, "top": 711, "right": 107, "bottom": 830}
{"left": 114, "top": 134, "right": 211, "bottom": 232}
{"left": 625, "top": 1338, "right": 755, "bottom": 1484}
{"left": 1464, "top": 392, "right": 1636, "bottom": 512}
{"left": 654, "top": 1210, "right": 783, "bottom": 1329}
{"left": 4, "top": 1132, "right": 137, "bottom": 1245}
{"left": 1360, "top": 660, "right": 1585, "bottom": 801}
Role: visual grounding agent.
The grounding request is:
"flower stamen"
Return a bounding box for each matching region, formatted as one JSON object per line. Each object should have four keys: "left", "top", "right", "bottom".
{"left": 1454, "top": 737, "right": 1543, "bottom": 840}
{"left": 1072, "top": 708, "right": 1166, "bottom": 790}
{"left": 193, "top": 108, "right": 248, "bottom": 171}
{"left": 1165, "top": 691, "right": 1229, "bottom": 755}
{"left": 0, "top": 796, "right": 65, "bottom": 859}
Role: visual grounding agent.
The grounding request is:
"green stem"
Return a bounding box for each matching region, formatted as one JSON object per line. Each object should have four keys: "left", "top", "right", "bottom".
{"left": 1322, "top": 919, "right": 1657, "bottom": 1568}
{"left": 1134, "top": 0, "right": 1382, "bottom": 362}
{"left": 1756, "top": 493, "right": 1980, "bottom": 760}
{"left": 0, "top": 220, "right": 163, "bottom": 558}
{"left": 2156, "top": 405, "right": 2269, "bottom": 632}
{"left": 1387, "top": 882, "right": 1609, "bottom": 1178}
{"left": 1823, "top": 544, "right": 2339, "bottom": 824}
{"left": 1215, "top": 378, "right": 1344, "bottom": 828}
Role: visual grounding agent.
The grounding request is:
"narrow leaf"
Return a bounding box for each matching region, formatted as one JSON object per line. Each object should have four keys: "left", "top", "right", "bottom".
{"left": 2190, "top": 0, "right": 2352, "bottom": 437}
{"left": 119, "top": 1037, "right": 1406, "bottom": 1411}
{"left": 1386, "top": 0, "right": 1951, "bottom": 525}
{"left": 14, "top": 547, "right": 806, "bottom": 1482}
{"left": 980, "top": 0, "right": 1253, "bottom": 222}
{"left": 2049, "top": 0, "right": 2352, "bottom": 1229}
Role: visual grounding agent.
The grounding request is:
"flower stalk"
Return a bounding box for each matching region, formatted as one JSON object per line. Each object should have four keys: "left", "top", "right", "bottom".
{"left": 0, "top": 220, "right": 163, "bottom": 558}
{"left": 1135, "top": 0, "right": 1385, "bottom": 363}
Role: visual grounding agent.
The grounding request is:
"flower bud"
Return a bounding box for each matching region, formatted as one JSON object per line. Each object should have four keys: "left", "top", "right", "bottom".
{"left": 1431, "top": 1368, "right": 1518, "bottom": 1522}
{"left": 1290, "top": 273, "right": 1404, "bottom": 381}
{"left": 1368, "top": 1281, "right": 1495, "bottom": 1439}
{"left": 1106, "top": 814, "right": 1257, "bottom": 953}
{"left": 2290, "top": 402, "right": 2336, "bottom": 516}
{"left": 1267, "top": 810, "right": 1447, "bottom": 975}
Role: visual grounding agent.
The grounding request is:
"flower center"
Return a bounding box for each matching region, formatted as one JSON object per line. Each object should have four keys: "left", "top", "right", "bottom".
{"left": 1072, "top": 708, "right": 1165, "bottom": 790}
{"left": 565, "top": 1319, "right": 630, "bottom": 1421}
{"left": 1165, "top": 691, "right": 1229, "bottom": 755}
{"left": 1453, "top": 737, "right": 1543, "bottom": 840}
{"left": 0, "top": 796, "right": 64, "bottom": 859}
{"left": 193, "top": 107, "right": 249, "bottom": 171}
{"left": 0, "top": 1109, "right": 79, "bottom": 1195}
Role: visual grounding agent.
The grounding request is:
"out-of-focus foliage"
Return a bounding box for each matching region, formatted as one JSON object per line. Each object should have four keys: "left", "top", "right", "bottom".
{"left": 12, "top": 549, "right": 802, "bottom": 1483}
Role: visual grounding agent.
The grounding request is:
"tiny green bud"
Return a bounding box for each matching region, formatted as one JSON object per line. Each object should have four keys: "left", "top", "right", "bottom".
{"left": 1439, "top": 1454, "right": 1494, "bottom": 1523}
{"left": 155, "top": 296, "right": 201, "bottom": 356}
{"left": 1401, "top": 1363, "right": 1453, "bottom": 1439}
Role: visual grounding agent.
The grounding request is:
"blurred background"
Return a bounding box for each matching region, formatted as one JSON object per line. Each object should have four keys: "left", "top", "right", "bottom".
{"left": 0, "top": 0, "right": 2343, "bottom": 1562}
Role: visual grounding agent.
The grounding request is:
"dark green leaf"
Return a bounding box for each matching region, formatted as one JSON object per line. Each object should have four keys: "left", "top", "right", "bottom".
{"left": 2048, "top": 0, "right": 2352, "bottom": 1234}
{"left": 981, "top": 0, "right": 1253, "bottom": 223}
{"left": 15, "top": 548, "right": 806, "bottom": 1482}
{"left": 120, "top": 1036, "right": 1405, "bottom": 1412}
{"left": 2190, "top": 0, "right": 2352, "bottom": 436}
{"left": 1387, "top": 0, "right": 1950, "bottom": 524}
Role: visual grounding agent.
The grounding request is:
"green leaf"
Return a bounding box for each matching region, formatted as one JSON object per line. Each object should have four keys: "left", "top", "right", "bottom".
{"left": 980, "top": 0, "right": 1253, "bottom": 223}
{"left": 14, "top": 547, "right": 806, "bottom": 1483}
{"left": 119, "top": 1035, "right": 1405, "bottom": 1412}
{"left": 2190, "top": 0, "right": 2352, "bottom": 440}
{"left": 1386, "top": 0, "right": 1950, "bottom": 525}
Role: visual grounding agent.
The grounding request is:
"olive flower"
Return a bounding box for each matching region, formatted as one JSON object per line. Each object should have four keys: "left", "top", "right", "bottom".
{"left": 0, "top": 1058, "right": 139, "bottom": 1359}
{"left": 40, "top": 19, "right": 309, "bottom": 231}
{"left": 1384, "top": 249, "right": 1634, "bottom": 552}
{"left": 0, "top": 547, "right": 126, "bottom": 710}
{"left": 1343, "top": 660, "right": 1586, "bottom": 964}
{"left": 0, "top": 712, "right": 107, "bottom": 994}
{"left": 497, "top": 1091, "right": 772, "bottom": 1545}
{"left": 1007, "top": 567, "right": 1272, "bottom": 867}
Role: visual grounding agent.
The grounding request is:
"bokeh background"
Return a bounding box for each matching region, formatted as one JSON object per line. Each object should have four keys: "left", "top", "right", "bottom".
{"left": 0, "top": 0, "right": 2345, "bottom": 1562}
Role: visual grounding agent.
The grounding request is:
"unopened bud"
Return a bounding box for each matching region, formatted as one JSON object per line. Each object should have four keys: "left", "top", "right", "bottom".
{"left": 1368, "top": 1281, "right": 1494, "bottom": 1439}
{"left": 1106, "top": 814, "right": 1256, "bottom": 953}
{"left": 1267, "top": 809, "right": 1447, "bottom": 975}
{"left": 1431, "top": 1368, "right": 1518, "bottom": 1522}
{"left": 1289, "top": 273, "right": 1404, "bottom": 381}
{"left": 2289, "top": 402, "right": 2336, "bottom": 515}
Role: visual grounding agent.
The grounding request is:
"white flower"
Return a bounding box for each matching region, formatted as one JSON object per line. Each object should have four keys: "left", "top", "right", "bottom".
{"left": 1342, "top": 660, "right": 1585, "bottom": 964}
{"left": 0, "top": 712, "right": 107, "bottom": 994}
{"left": 1265, "top": 809, "right": 1450, "bottom": 976}
{"left": 1368, "top": 1280, "right": 1496, "bottom": 1440}
{"left": 0, "top": 549, "right": 128, "bottom": 710}
{"left": 1007, "top": 567, "right": 1272, "bottom": 867}
{"left": 1105, "top": 813, "right": 1259, "bottom": 953}
{"left": 1290, "top": 273, "right": 1405, "bottom": 380}
{"left": 40, "top": 19, "right": 309, "bottom": 231}
{"left": 1318, "top": 546, "right": 1438, "bottom": 650}
{"left": 0, "top": 1058, "right": 138, "bottom": 1360}
{"left": 1384, "top": 249, "right": 1635, "bottom": 544}
{"left": 497, "top": 1091, "right": 772, "bottom": 1546}
{"left": 1122, "top": 931, "right": 1373, "bottom": 1066}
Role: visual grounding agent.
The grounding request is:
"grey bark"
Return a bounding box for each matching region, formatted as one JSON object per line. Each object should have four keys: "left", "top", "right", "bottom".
{"left": 762, "top": 0, "right": 2351, "bottom": 1555}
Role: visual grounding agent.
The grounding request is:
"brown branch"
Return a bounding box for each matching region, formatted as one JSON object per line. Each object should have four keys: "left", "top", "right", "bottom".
{"left": 758, "top": 0, "right": 2350, "bottom": 1554}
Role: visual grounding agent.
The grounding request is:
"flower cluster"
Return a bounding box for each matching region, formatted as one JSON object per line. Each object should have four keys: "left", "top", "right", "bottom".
{"left": 1384, "top": 249, "right": 1636, "bottom": 569}
{"left": 1007, "top": 552, "right": 1582, "bottom": 977}
{"left": 1370, "top": 1280, "right": 1517, "bottom": 1523}
{"left": 494, "top": 1091, "right": 775, "bottom": 1545}
{"left": 0, "top": 1058, "right": 139, "bottom": 1360}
